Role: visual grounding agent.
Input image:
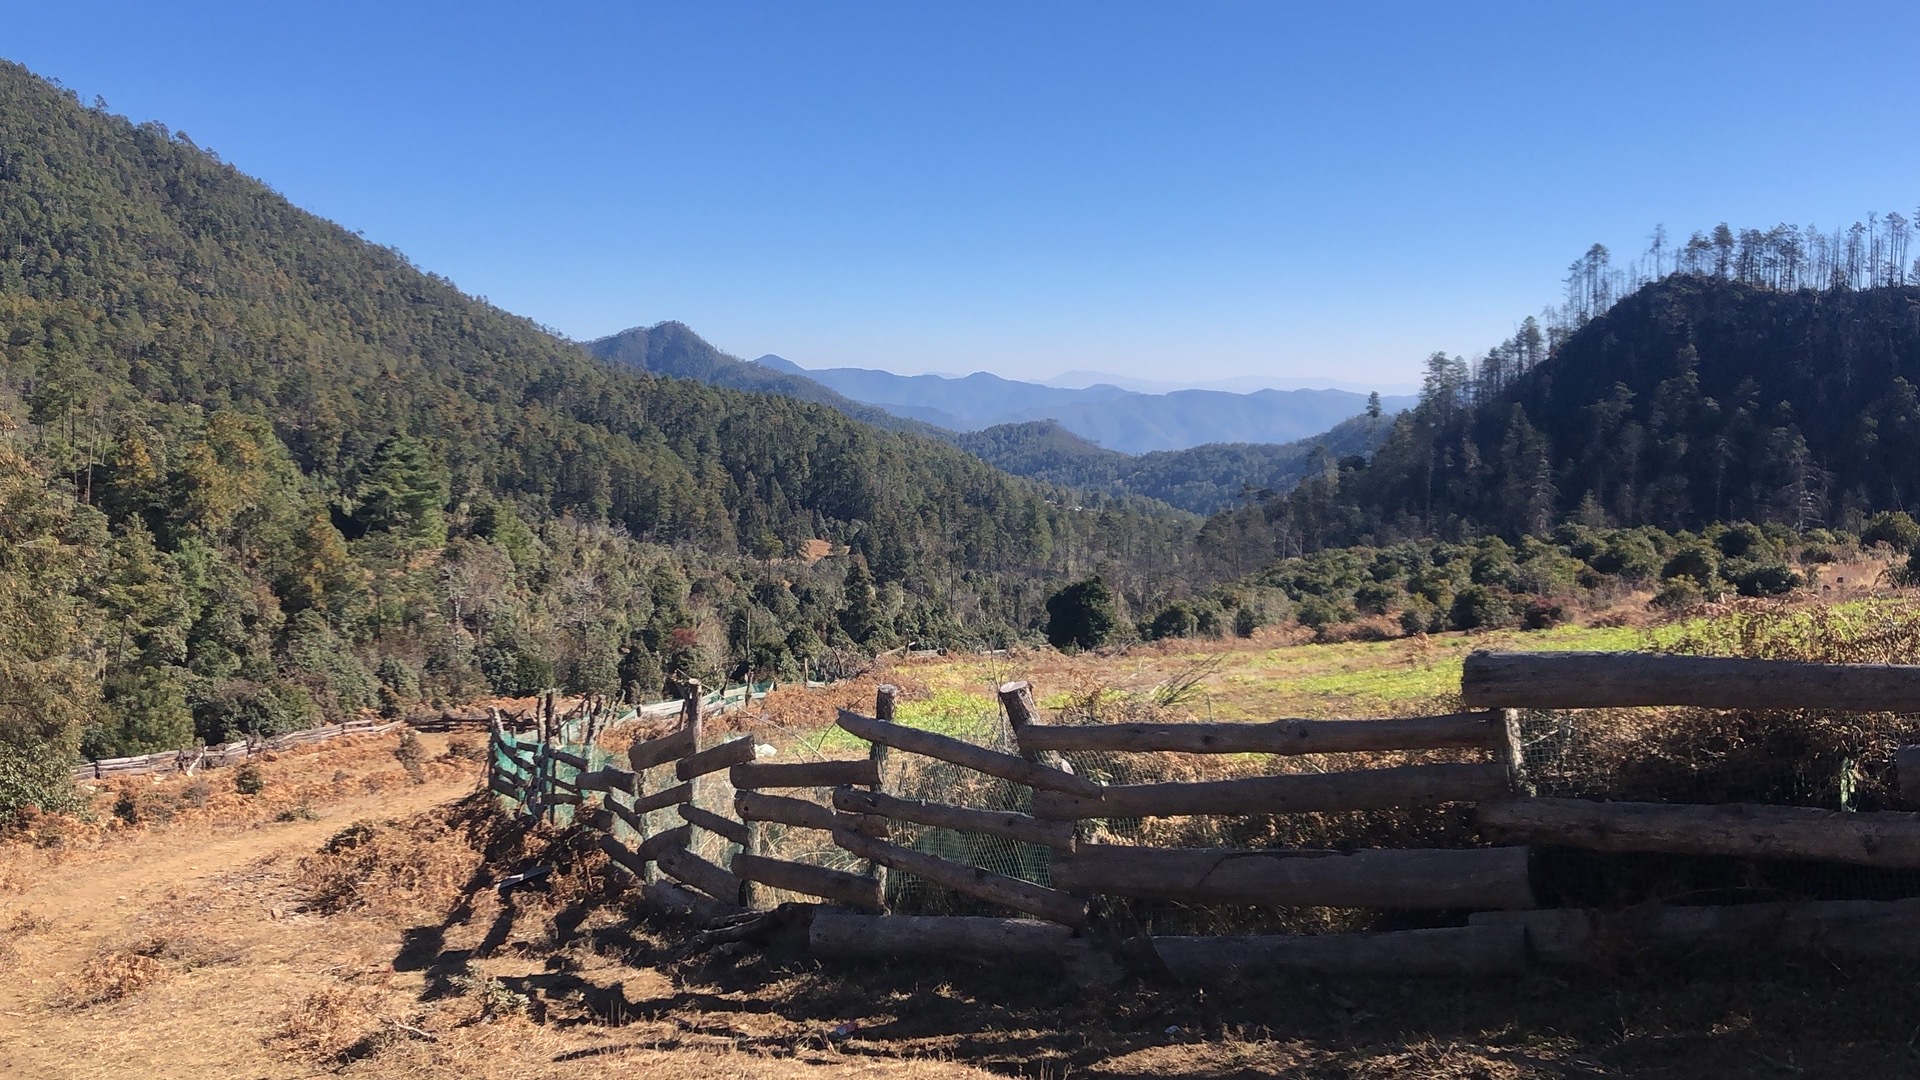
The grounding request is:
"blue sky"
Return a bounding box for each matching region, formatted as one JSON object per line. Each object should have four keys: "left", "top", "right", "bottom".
{"left": 9, "top": 2, "right": 1920, "bottom": 387}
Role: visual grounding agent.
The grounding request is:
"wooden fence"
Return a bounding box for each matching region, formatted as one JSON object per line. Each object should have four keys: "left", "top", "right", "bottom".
{"left": 486, "top": 650, "right": 1920, "bottom": 980}
{"left": 72, "top": 718, "right": 407, "bottom": 781}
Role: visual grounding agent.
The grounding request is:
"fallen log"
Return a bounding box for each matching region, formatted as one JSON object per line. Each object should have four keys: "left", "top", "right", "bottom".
{"left": 1051, "top": 844, "right": 1535, "bottom": 910}
{"left": 832, "top": 788, "right": 1074, "bottom": 851}
{"left": 1152, "top": 925, "right": 1526, "bottom": 980}
{"left": 809, "top": 909, "right": 1075, "bottom": 963}
{"left": 1471, "top": 898, "right": 1920, "bottom": 964}
{"left": 675, "top": 737, "right": 757, "bottom": 781}
{"left": 1461, "top": 650, "right": 1920, "bottom": 711}
{"left": 1477, "top": 797, "right": 1920, "bottom": 868}
{"left": 731, "top": 853, "right": 883, "bottom": 909}
{"left": 730, "top": 759, "right": 879, "bottom": 790}
{"left": 627, "top": 726, "right": 697, "bottom": 772}
{"left": 657, "top": 845, "right": 746, "bottom": 905}
{"left": 678, "top": 803, "right": 752, "bottom": 847}
{"left": 1030, "top": 761, "right": 1511, "bottom": 819}
{"left": 836, "top": 709, "right": 1101, "bottom": 798}
{"left": 1014, "top": 712, "right": 1505, "bottom": 756}
{"left": 735, "top": 791, "right": 888, "bottom": 837}
{"left": 832, "top": 828, "right": 1088, "bottom": 926}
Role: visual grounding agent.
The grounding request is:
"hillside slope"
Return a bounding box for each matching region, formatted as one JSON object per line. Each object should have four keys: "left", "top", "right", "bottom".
{"left": 957, "top": 415, "right": 1392, "bottom": 514}
{"left": 1221, "top": 275, "right": 1920, "bottom": 552}
{"left": 0, "top": 61, "right": 1195, "bottom": 801}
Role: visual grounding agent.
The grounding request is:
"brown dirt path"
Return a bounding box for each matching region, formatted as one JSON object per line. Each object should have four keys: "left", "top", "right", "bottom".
{"left": 0, "top": 740, "right": 993, "bottom": 1080}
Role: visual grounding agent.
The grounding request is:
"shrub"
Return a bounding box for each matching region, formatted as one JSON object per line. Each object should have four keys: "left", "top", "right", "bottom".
{"left": 1725, "top": 560, "right": 1802, "bottom": 598}
{"left": 1448, "top": 585, "right": 1512, "bottom": 631}
{"left": 1231, "top": 605, "right": 1260, "bottom": 638}
{"left": 1044, "top": 577, "right": 1120, "bottom": 651}
{"left": 1651, "top": 579, "right": 1705, "bottom": 611}
{"left": 1146, "top": 602, "right": 1199, "bottom": 641}
{"left": 1521, "top": 599, "right": 1568, "bottom": 630}
{"left": 193, "top": 679, "right": 318, "bottom": 744}
{"left": 1863, "top": 510, "right": 1920, "bottom": 552}
{"left": 442, "top": 735, "right": 483, "bottom": 761}
{"left": 1293, "top": 593, "right": 1353, "bottom": 631}
{"left": 1589, "top": 531, "right": 1662, "bottom": 580}
{"left": 1661, "top": 543, "right": 1720, "bottom": 587}
{"left": 374, "top": 655, "right": 419, "bottom": 699}
{"left": 233, "top": 763, "right": 265, "bottom": 795}
{"left": 1353, "top": 581, "right": 1401, "bottom": 616}
{"left": 393, "top": 730, "right": 428, "bottom": 781}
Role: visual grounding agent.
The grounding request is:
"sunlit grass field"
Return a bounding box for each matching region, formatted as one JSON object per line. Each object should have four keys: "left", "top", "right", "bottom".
{"left": 780, "top": 595, "right": 1919, "bottom": 754}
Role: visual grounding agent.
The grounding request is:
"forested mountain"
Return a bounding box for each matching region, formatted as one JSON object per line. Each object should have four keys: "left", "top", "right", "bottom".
{"left": 0, "top": 62, "right": 1201, "bottom": 811}
{"left": 956, "top": 414, "right": 1392, "bottom": 513}
{"left": 582, "top": 323, "right": 943, "bottom": 437}
{"left": 753, "top": 353, "right": 1413, "bottom": 453}
{"left": 1209, "top": 272, "right": 1920, "bottom": 559}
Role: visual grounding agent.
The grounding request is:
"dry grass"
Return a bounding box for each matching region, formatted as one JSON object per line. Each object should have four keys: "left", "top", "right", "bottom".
{"left": 60, "top": 937, "right": 175, "bottom": 1007}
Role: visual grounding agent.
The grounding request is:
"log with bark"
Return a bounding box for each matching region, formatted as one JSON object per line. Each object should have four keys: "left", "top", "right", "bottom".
{"left": 831, "top": 788, "right": 1075, "bottom": 851}
{"left": 731, "top": 853, "right": 883, "bottom": 910}
{"left": 1014, "top": 712, "right": 1506, "bottom": 756}
{"left": 729, "top": 759, "right": 880, "bottom": 790}
{"left": 734, "top": 791, "right": 888, "bottom": 837}
{"left": 832, "top": 828, "right": 1088, "bottom": 926}
{"left": 627, "top": 726, "right": 697, "bottom": 772}
{"left": 1471, "top": 898, "right": 1920, "bottom": 964}
{"left": 1030, "top": 762, "right": 1511, "bottom": 819}
{"left": 1462, "top": 650, "right": 1920, "bottom": 711}
{"left": 1050, "top": 844, "right": 1535, "bottom": 910}
{"left": 675, "top": 736, "right": 758, "bottom": 781}
{"left": 657, "top": 844, "right": 746, "bottom": 905}
{"left": 1478, "top": 797, "right": 1920, "bottom": 868}
{"left": 678, "top": 803, "right": 752, "bottom": 847}
{"left": 1151, "top": 925, "right": 1526, "bottom": 980}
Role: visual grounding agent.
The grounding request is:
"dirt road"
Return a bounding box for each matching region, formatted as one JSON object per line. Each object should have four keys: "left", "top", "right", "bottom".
{"left": 0, "top": 739, "right": 992, "bottom": 1080}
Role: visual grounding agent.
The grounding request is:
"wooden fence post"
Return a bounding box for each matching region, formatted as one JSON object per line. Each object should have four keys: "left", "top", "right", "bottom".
{"left": 1497, "top": 708, "right": 1534, "bottom": 797}
{"left": 865, "top": 684, "right": 897, "bottom": 909}
{"left": 1000, "top": 680, "right": 1088, "bottom": 915}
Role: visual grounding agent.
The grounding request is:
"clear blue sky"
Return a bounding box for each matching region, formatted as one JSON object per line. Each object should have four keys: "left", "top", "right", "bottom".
{"left": 9, "top": 1, "right": 1920, "bottom": 387}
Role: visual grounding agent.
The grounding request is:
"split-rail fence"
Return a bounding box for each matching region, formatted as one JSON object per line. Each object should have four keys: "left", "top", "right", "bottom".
{"left": 487, "top": 652, "right": 1920, "bottom": 980}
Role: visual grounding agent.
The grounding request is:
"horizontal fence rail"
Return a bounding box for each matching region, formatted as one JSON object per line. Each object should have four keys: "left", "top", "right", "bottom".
{"left": 1463, "top": 650, "right": 1920, "bottom": 711}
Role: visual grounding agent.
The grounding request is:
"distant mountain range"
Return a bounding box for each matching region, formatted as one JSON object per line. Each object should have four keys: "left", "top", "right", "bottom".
{"left": 1041, "top": 370, "right": 1420, "bottom": 396}
{"left": 752, "top": 354, "right": 1414, "bottom": 454}
{"left": 583, "top": 324, "right": 1405, "bottom": 513}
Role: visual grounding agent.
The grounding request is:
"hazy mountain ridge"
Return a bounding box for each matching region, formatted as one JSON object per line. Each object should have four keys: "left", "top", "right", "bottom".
{"left": 955, "top": 415, "right": 1394, "bottom": 513}
{"left": 584, "top": 324, "right": 947, "bottom": 437}
{"left": 754, "top": 354, "right": 1414, "bottom": 453}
